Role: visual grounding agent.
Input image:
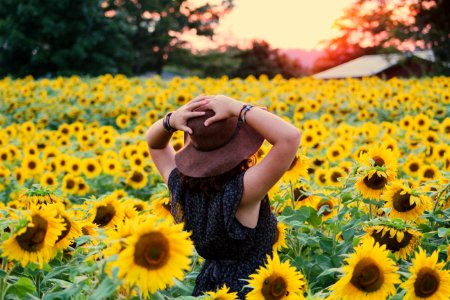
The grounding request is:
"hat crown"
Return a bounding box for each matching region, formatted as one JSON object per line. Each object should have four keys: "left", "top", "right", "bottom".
{"left": 187, "top": 110, "right": 238, "bottom": 151}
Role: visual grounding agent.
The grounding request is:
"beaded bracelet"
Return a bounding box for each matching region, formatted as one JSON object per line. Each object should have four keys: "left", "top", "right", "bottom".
{"left": 162, "top": 112, "right": 176, "bottom": 133}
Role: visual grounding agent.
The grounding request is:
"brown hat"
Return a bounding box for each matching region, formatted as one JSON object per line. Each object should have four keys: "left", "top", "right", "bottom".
{"left": 174, "top": 110, "right": 264, "bottom": 178}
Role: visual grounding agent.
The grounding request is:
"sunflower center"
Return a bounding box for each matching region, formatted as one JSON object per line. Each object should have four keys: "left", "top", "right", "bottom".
{"left": 262, "top": 275, "right": 288, "bottom": 299}
{"left": 318, "top": 201, "right": 333, "bottom": 216}
{"left": 409, "top": 163, "right": 419, "bottom": 172}
{"left": 93, "top": 204, "right": 116, "bottom": 227}
{"left": 130, "top": 171, "right": 144, "bottom": 183}
{"left": 350, "top": 258, "right": 383, "bottom": 292}
{"left": 363, "top": 173, "right": 387, "bottom": 190}
{"left": 313, "top": 158, "right": 324, "bottom": 167}
{"left": 56, "top": 216, "right": 71, "bottom": 243}
{"left": 134, "top": 232, "right": 170, "bottom": 270}
{"left": 16, "top": 215, "right": 48, "bottom": 252}
{"left": 87, "top": 164, "right": 95, "bottom": 172}
{"left": 28, "top": 161, "right": 36, "bottom": 169}
{"left": 372, "top": 156, "right": 385, "bottom": 167}
{"left": 66, "top": 179, "right": 75, "bottom": 189}
{"left": 294, "top": 187, "right": 308, "bottom": 202}
{"left": 423, "top": 169, "right": 435, "bottom": 178}
{"left": 392, "top": 190, "right": 416, "bottom": 212}
{"left": 371, "top": 230, "right": 413, "bottom": 252}
{"left": 331, "top": 171, "right": 342, "bottom": 183}
{"left": 414, "top": 267, "right": 439, "bottom": 298}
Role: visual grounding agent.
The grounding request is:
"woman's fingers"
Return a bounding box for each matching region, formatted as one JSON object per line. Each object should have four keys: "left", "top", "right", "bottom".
{"left": 188, "top": 99, "right": 209, "bottom": 111}
{"left": 186, "top": 111, "right": 206, "bottom": 118}
{"left": 204, "top": 114, "right": 222, "bottom": 126}
{"left": 179, "top": 125, "right": 193, "bottom": 134}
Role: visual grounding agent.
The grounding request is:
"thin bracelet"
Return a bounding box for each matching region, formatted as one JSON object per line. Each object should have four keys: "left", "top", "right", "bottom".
{"left": 241, "top": 104, "right": 254, "bottom": 124}
{"left": 162, "top": 112, "right": 176, "bottom": 133}
{"left": 238, "top": 104, "right": 247, "bottom": 122}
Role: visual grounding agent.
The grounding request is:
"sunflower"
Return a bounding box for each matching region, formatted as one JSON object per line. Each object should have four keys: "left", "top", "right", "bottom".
{"left": 100, "top": 134, "right": 116, "bottom": 149}
{"left": 54, "top": 208, "right": 82, "bottom": 250}
{"left": 247, "top": 252, "right": 306, "bottom": 300}
{"left": 67, "top": 156, "right": 83, "bottom": 176}
{"left": 129, "top": 153, "right": 146, "bottom": 171}
{"left": 414, "top": 113, "right": 431, "bottom": 132}
{"left": 76, "top": 177, "right": 90, "bottom": 196}
{"left": 382, "top": 181, "right": 432, "bottom": 221}
{"left": 61, "top": 174, "right": 79, "bottom": 194}
{"left": 362, "top": 225, "right": 422, "bottom": 260}
{"left": 40, "top": 172, "right": 58, "bottom": 188}
{"left": 103, "top": 217, "right": 134, "bottom": 258}
{"left": 314, "top": 168, "right": 329, "bottom": 186}
{"left": 401, "top": 247, "right": 450, "bottom": 300}
{"left": 403, "top": 156, "right": 422, "bottom": 177}
{"left": 205, "top": 284, "right": 239, "bottom": 300}
{"left": 150, "top": 191, "right": 172, "bottom": 221}
{"left": 327, "top": 166, "right": 346, "bottom": 187}
{"left": 82, "top": 157, "right": 102, "bottom": 178}
{"left": 112, "top": 216, "right": 193, "bottom": 297}
{"left": 355, "top": 168, "right": 395, "bottom": 200}
{"left": 326, "top": 144, "right": 347, "bottom": 162}
{"left": 88, "top": 194, "right": 125, "bottom": 229}
{"left": 313, "top": 196, "right": 338, "bottom": 221}
{"left": 290, "top": 182, "right": 316, "bottom": 208}
{"left": 282, "top": 152, "right": 309, "bottom": 184}
{"left": 116, "top": 114, "right": 130, "bottom": 129}
{"left": 273, "top": 222, "right": 288, "bottom": 252}
{"left": 357, "top": 143, "right": 398, "bottom": 178}
{"left": 329, "top": 237, "right": 400, "bottom": 300}
{"left": 1, "top": 204, "right": 65, "bottom": 268}
{"left": 22, "top": 155, "right": 43, "bottom": 177}
{"left": 301, "top": 130, "right": 320, "bottom": 149}
{"left": 101, "top": 157, "right": 122, "bottom": 175}
{"left": 126, "top": 169, "right": 148, "bottom": 189}
{"left": 419, "top": 164, "right": 441, "bottom": 182}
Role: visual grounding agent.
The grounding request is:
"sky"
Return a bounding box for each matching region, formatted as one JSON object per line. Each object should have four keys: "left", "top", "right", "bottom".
{"left": 186, "top": 0, "right": 356, "bottom": 50}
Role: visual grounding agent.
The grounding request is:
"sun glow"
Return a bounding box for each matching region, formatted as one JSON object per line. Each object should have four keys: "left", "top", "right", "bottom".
{"left": 186, "top": 0, "right": 356, "bottom": 50}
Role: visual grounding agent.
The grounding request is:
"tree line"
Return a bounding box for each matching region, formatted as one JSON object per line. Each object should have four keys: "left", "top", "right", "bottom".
{"left": 1, "top": 0, "right": 448, "bottom": 78}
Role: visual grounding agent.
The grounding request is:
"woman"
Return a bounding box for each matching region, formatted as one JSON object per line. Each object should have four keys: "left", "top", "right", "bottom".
{"left": 146, "top": 94, "right": 301, "bottom": 298}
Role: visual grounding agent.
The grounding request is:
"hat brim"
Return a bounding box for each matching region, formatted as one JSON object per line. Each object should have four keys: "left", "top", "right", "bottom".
{"left": 175, "top": 123, "right": 264, "bottom": 178}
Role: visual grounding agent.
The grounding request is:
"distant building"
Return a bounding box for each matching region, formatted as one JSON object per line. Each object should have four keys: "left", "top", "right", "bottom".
{"left": 313, "top": 50, "right": 447, "bottom": 79}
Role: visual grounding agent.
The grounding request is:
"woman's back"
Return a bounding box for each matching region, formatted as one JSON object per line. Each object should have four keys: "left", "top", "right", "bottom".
{"left": 168, "top": 168, "right": 277, "bottom": 298}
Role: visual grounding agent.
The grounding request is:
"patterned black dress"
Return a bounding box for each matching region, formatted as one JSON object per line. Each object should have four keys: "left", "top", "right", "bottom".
{"left": 168, "top": 168, "right": 277, "bottom": 299}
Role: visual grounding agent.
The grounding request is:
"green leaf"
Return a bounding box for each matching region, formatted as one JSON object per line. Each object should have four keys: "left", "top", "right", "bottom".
{"left": 89, "top": 275, "right": 120, "bottom": 300}
{"left": 437, "top": 227, "right": 450, "bottom": 237}
{"left": 317, "top": 267, "right": 342, "bottom": 278}
{"left": 6, "top": 277, "right": 36, "bottom": 298}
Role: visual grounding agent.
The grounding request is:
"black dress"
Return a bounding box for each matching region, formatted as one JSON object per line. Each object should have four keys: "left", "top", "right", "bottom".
{"left": 168, "top": 168, "right": 277, "bottom": 299}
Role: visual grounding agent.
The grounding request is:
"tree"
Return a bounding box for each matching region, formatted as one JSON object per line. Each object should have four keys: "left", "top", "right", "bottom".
{"left": 232, "top": 40, "right": 304, "bottom": 79}
{"left": 313, "top": 0, "right": 450, "bottom": 74}
{"left": 102, "top": 0, "right": 233, "bottom": 75}
{"left": 0, "top": 0, "right": 134, "bottom": 78}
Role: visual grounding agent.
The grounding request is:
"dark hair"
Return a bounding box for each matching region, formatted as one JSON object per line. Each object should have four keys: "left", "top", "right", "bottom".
{"left": 178, "top": 156, "right": 256, "bottom": 197}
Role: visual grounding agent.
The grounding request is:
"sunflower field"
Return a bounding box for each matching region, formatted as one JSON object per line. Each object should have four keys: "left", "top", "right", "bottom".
{"left": 0, "top": 74, "right": 449, "bottom": 300}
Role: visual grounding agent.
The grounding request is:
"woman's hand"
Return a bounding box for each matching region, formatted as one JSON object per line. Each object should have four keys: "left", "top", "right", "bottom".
{"left": 170, "top": 95, "right": 208, "bottom": 134}
{"left": 198, "top": 95, "right": 243, "bottom": 126}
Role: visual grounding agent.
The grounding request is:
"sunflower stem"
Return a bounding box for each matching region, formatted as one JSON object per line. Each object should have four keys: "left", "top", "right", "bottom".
{"left": 0, "top": 258, "right": 7, "bottom": 300}
{"left": 432, "top": 183, "right": 450, "bottom": 212}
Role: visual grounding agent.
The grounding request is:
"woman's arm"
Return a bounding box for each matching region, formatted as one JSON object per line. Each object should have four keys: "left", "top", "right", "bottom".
{"left": 200, "top": 95, "right": 301, "bottom": 227}
{"left": 145, "top": 96, "right": 207, "bottom": 183}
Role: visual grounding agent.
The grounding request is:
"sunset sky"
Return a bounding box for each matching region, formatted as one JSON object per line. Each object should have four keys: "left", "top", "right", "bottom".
{"left": 187, "top": 0, "right": 356, "bottom": 50}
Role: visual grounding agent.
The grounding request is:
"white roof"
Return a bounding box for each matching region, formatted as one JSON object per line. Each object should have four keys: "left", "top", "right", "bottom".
{"left": 313, "top": 50, "right": 435, "bottom": 79}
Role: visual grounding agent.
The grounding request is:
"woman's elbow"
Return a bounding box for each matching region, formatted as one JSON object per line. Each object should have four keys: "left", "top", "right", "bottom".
{"left": 285, "top": 128, "right": 301, "bottom": 149}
